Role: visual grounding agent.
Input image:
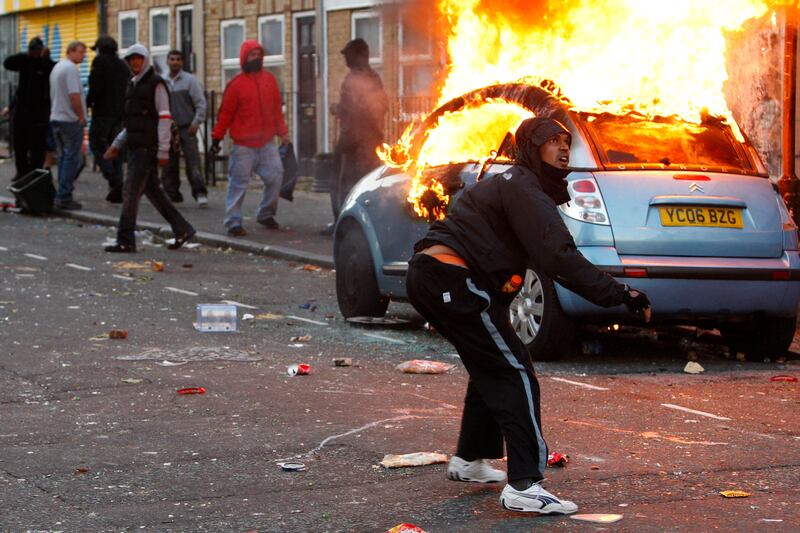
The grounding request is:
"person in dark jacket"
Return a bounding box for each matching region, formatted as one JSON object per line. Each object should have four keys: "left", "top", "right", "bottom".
{"left": 3, "top": 37, "right": 55, "bottom": 179}
{"left": 102, "top": 44, "right": 195, "bottom": 253}
{"left": 324, "top": 38, "right": 388, "bottom": 234}
{"left": 405, "top": 117, "right": 652, "bottom": 515}
{"left": 87, "top": 35, "right": 131, "bottom": 203}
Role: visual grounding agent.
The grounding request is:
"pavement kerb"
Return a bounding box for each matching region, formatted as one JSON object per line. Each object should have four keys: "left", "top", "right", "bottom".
{"left": 1, "top": 195, "right": 335, "bottom": 269}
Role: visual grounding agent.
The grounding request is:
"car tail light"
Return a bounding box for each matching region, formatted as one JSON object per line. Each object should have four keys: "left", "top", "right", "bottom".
{"left": 623, "top": 267, "right": 648, "bottom": 278}
{"left": 559, "top": 177, "right": 611, "bottom": 225}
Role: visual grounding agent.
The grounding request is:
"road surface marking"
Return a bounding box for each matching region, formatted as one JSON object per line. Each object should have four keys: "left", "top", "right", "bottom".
{"left": 24, "top": 253, "right": 47, "bottom": 261}
{"left": 221, "top": 300, "right": 258, "bottom": 309}
{"left": 661, "top": 403, "right": 731, "bottom": 421}
{"left": 0, "top": 246, "right": 8, "bottom": 251}
{"left": 165, "top": 287, "right": 199, "bottom": 296}
{"left": 286, "top": 315, "right": 328, "bottom": 326}
{"left": 362, "top": 332, "right": 406, "bottom": 344}
{"left": 551, "top": 377, "right": 609, "bottom": 391}
{"left": 112, "top": 274, "right": 133, "bottom": 281}
{"left": 65, "top": 263, "right": 92, "bottom": 271}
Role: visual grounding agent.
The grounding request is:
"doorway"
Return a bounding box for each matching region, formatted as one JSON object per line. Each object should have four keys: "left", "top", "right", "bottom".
{"left": 294, "top": 13, "right": 316, "bottom": 175}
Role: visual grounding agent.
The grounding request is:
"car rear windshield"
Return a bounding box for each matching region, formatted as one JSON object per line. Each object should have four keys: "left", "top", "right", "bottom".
{"left": 581, "top": 113, "right": 756, "bottom": 174}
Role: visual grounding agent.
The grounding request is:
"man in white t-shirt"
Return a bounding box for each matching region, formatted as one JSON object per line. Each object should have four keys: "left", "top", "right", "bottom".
{"left": 49, "top": 41, "right": 87, "bottom": 210}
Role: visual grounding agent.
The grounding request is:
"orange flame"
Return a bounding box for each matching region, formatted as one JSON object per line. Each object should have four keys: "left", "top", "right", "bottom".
{"left": 382, "top": 0, "right": 789, "bottom": 219}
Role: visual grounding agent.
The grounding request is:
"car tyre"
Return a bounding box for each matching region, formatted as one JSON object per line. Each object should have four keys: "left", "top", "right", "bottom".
{"left": 335, "top": 226, "right": 389, "bottom": 318}
{"left": 510, "top": 268, "right": 576, "bottom": 361}
{"left": 720, "top": 316, "right": 797, "bottom": 362}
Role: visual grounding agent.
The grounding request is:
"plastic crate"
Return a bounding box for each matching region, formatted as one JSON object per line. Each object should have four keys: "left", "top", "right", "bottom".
{"left": 9, "top": 169, "right": 54, "bottom": 215}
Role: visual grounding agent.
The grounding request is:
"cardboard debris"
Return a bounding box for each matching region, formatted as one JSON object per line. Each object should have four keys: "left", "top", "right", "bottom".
{"left": 242, "top": 313, "right": 255, "bottom": 321}
{"left": 570, "top": 514, "right": 624, "bottom": 524}
{"left": 121, "top": 378, "right": 142, "bottom": 384}
{"left": 333, "top": 357, "right": 353, "bottom": 367}
{"left": 380, "top": 452, "right": 448, "bottom": 468}
{"left": 720, "top": 490, "right": 751, "bottom": 498}
{"left": 109, "top": 330, "right": 128, "bottom": 339}
{"left": 683, "top": 361, "right": 705, "bottom": 374}
{"left": 396, "top": 360, "right": 454, "bottom": 374}
{"left": 291, "top": 335, "right": 311, "bottom": 342}
{"left": 302, "top": 264, "right": 322, "bottom": 272}
{"left": 255, "top": 313, "right": 283, "bottom": 320}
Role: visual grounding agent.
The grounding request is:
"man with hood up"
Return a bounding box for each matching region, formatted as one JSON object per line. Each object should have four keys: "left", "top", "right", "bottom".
{"left": 211, "top": 40, "right": 289, "bottom": 237}
{"left": 3, "top": 37, "right": 55, "bottom": 179}
{"left": 325, "top": 38, "right": 388, "bottom": 233}
{"left": 87, "top": 35, "right": 131, "bottom": 203}
{"left": 103, "top": 44, "right": 195, "bottom": 253}
{"left": 405, "top": 117, "right": 652, "bottom": 514}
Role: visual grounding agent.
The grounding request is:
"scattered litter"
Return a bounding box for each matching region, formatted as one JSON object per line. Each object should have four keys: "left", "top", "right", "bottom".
{"left": 89, "top": 333, "right": 110, "bottom": 341}
{"left": 121, "top": 378, "right": 142, "bottom": 384}
{"left": 277, "top": 461, "right": 307, "bottom": 472}
{"left": 760, "top": 519, "right": 784, "bottom": 523}
{"left": 118, "top": 347, "right": 261, "bottom": 363}
{"left": 290, "top": 335, "right": 311, "bottom": 342}
{"left": 547, "top": 452, "right": 569, "bottom": 467}
{"left": 150, "top": 261, "right": 165, "bottom": 272}
{"left": 109, "top": 330, "right": 128, "bottom": 340}
{"left": 302, "top": 264, "right": 322, "bottom": 272}
{"left": 196, "top": 304, "right": 237, "bottom": 332}
{"left": 255, "top": 313, "right": 283, "bottom": 320}
{"left": 387, "top": 524, "right": 427, "bottom": 533}
{"left": 74, "top": 466, "right": 90, "bottom": 475}
{"left": 242, "top": 313, "right": 255, "bottom": 321}
{"left": 177, "top": 387, "right": 206, "bottom": 395}
{"left": 683, "top": 361, "right": 705, "bottom": 374}
{"left": 333, "top": 357, "right": 352, "bottom": 367}
{"left": 590, "top": 465, "right": 601, "bottom": 470}
{"left": 184, "top": 242, "right": 201, "bottom": 249}
{"left": 155, "top": 360, "right": 188, "bottom": 366}
{"left": 770, "top": 375, "right": 797, "bottom": 382}
{"left": 720, "top": 490, "right": 751, "bottom": 498}
{"left": 181, "top": 264, "right": 193, "bottom": 269}
{"left": 347, "top": 316, "right": 414, "bottom": 328}
{"left": 396, "top": 360, "right": 454, "bottom": 374}
{"left": 380, "top": 452, "right": 448, "bottom": 468}
{"left": 570, "top": 514, "right": 624, "bottom": 524}
{"left": 287, "top": 363, "right": 311, "bottom": 376}
{"left": 298, "top": 299, "right": 318, "bottom": 311}
{"left": 112, "top": 260, "right": 163, "bottom": 271}
{"left": 288, "top": 343, "right": 306, "bottom": 348}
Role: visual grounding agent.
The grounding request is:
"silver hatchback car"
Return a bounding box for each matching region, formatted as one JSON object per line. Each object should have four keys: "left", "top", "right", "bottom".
{"left": 334, "top": 83, "right": 800, "bottom": 361}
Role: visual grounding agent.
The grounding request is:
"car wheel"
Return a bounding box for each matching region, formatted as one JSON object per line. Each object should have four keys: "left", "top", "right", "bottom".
{"left": 721, "top": 316, "right": 796, "bottom": 362}
{"left": 335, "top": 226, "right": 389, "bottom": 318}
{"left": 510, "top": 268, "right": 576, "bottom": 361}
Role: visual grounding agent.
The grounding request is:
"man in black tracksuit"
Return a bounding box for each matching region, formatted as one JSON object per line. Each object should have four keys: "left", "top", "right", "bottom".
{"left": 406, "top": 117, "right": 651, "bottom": 514}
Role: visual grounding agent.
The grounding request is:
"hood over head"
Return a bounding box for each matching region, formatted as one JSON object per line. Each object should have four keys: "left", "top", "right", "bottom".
{"left": 239, "top": 40, "right": 264, "bottom": 69}
{"left": 91, "top": 35, "right": 119, "bottom": 54}
{"left": 28, "top": 37, "right": 44, "bottom": 52}
{"left": 341, "top": 38, "right": 370, "bottom": 69}
{"left": 513, "top": 116, "right": 573, "bottom": 205}
{"left": 123, "top": 43, "right": 151, "bottom": 81}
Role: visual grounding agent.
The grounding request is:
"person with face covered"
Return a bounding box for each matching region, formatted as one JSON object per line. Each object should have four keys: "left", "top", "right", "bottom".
{"left": 211, "top": 40, "right": 289, "bottom": 236}
{"left": 405, "top": 117, "right": 651, "bottom": 514}
{"left": 103, "top": 44, "right": 195, "bottom": 253}
{"left": 323, "top": 38, "right": 388, "bottom": 235}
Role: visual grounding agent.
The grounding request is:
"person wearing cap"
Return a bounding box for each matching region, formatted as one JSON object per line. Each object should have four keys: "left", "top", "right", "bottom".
{"left": 102, "top": 44, "right": 195, "bottom": 253}
{"left": 210, "top": 40, "right": 289, "bottom": 236}
{"left": 87, "top": 35, "right": 131, "bottom": 204}
{"left": 405, "top": 117, "right": 652, "bottom": 514}
{"left": 3, "top": 37, "right": 55, "bottom": 179}
{"left": 323, "top": 38, "right": 388, "bottom": 235}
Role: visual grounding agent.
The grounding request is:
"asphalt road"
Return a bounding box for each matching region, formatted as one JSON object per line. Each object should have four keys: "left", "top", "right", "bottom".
{"left": 1, "top": 212, "right": 799, "bottom": 532}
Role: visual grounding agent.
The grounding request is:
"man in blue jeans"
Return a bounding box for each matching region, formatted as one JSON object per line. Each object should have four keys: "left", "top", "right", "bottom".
{"left": 49, "top": 41, "right": 87, "bottom": 210}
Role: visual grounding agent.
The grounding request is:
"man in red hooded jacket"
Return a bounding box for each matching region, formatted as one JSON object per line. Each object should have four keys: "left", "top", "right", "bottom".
{"left": 211, "top": 40, "right": 289, "bottom": 236}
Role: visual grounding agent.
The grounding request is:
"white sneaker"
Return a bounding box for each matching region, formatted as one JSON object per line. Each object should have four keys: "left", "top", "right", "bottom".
{"left": 500, "top": 482, "right": 578, "bottom": 514}
{"left": 197, "top": 195, "right": 208, "bottom": 208}
{"left": 446, "top": 456, "right": 506, "bottom": 483}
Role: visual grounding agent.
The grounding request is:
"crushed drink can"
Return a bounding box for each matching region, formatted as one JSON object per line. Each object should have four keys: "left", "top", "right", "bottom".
{"left": 287, "top": 363, "right": 311, "bottom": 376}
{"left": 547, "top": 452, "right": 570, "bottom": 467}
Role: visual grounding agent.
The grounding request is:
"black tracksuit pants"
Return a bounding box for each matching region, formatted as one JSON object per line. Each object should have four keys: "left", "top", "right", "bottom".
{"left": 406, "top": 253, "right": 548, "bottom": 483}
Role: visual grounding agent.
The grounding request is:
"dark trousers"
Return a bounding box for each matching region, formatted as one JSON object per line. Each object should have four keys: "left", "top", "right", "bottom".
{"left": 406, "top": 253, "right": 548, "bottom": 483}
{"left": 330, "top": 137, "right": 381, "bottom": 219}
{"left": 117, "top": 147, "right": 194, "bottom": 247}
{"left": 160, "top": 125, "right": 207, "bottom": 199}
{"left": 12, "top": 117, "right": 48, "bottom": 178}
{"left": 90, "top": 116, "right": 124, "bottom": 189}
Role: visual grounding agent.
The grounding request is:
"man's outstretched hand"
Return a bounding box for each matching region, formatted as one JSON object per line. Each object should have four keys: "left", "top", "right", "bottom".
{"left": 623, "top": 287, "right": 652, "bottom": 323}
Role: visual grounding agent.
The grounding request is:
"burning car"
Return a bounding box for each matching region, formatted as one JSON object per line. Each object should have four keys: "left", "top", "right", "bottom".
{"left": 333, "top": 82, "right": 800, "bottom": 361}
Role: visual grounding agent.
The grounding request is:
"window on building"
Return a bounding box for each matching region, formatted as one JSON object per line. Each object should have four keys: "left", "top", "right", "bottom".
{"left": 352, "top": 11, "right": 382, "bottom": 66}
{"left": 399, "top": 14, "right": 432, "bottom": 60}
{"left": 258, "top": 15, "right": 285, "bottom": 92}
{"left": 176, "top": 5, "right": 194, "bottom": 71}
{"left": 119, "top": 11, "right": 139, "bottom": 53}
{"left": 398, "top": 13, "right": 435, "bottom": 97}
{"left": 221, "top": 19, "right": 245, "bottom": 85}
{"left": 150, "top": 8, "right": 170, "bottom": 75}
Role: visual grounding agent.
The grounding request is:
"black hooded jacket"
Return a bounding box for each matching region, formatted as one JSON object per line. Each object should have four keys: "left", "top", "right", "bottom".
{"left": 86, "top": 39, "right": 131, "bottom": 118}
{"left": 416, "top": 119, "right": 626, "bottom": 308}
{"left": 3, "top": 52, "right": 55, "bottom": 123}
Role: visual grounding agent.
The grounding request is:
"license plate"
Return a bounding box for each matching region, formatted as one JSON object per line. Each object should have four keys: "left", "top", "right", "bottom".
{"left": 659, "top": 206, "right": 743, "bottom": 228}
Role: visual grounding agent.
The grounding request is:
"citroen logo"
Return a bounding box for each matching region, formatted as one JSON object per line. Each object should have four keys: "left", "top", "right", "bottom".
{"left": 689, "top": 183, "right": 704, "bottom": 193}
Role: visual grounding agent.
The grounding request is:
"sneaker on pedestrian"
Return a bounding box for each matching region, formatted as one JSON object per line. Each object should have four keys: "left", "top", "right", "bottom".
{"left": 499, "top": 482, "right": 578, "bottom": 514}
{"left": 447, "top": 456, "right": 507, "bottom": 484}
{"left": 106, "top": 186, "right": 123, "bottom": 204}
{"left": 227, "top": 226, "right": 247, "bottom": 237}
{"left": 55, "top": 199, "right": 82, "bottom": 210}
{"left": 258, "top": 217, "right": 280, "bottom": 230}
{"left": 196, "top": 194, "right": 209, "bottom": 208}
{"left": 104, "top": 243, "right": 136, "bottom": 253}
